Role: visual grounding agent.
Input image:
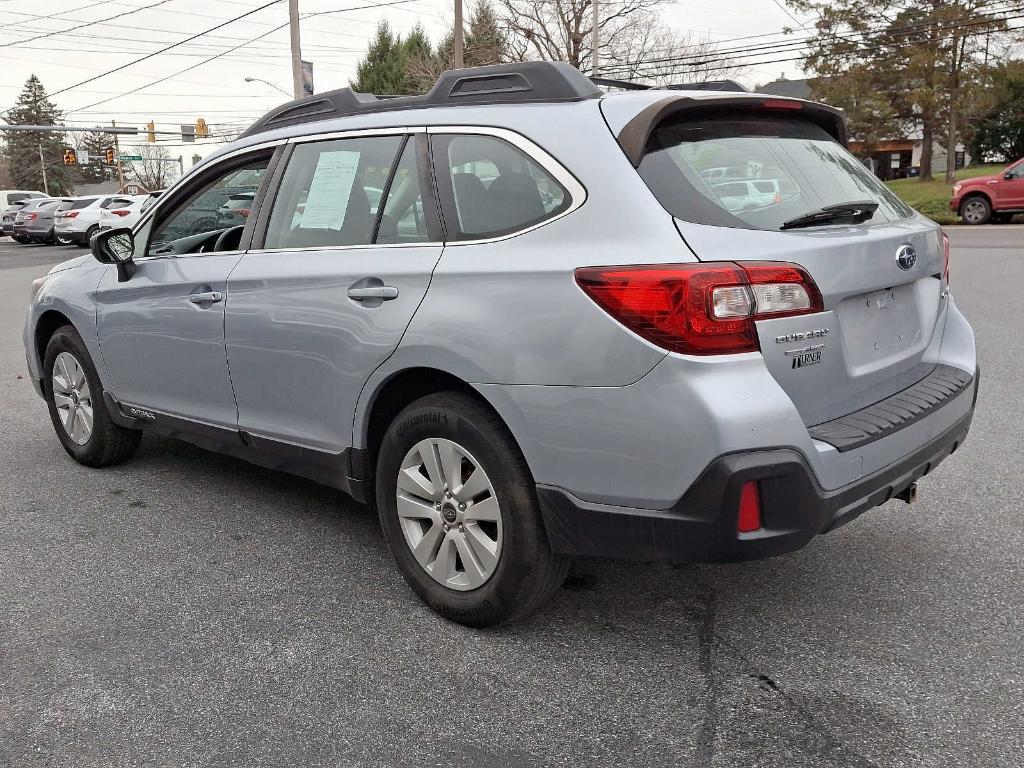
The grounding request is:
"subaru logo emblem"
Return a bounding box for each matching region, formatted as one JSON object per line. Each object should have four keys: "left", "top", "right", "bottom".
{"left": 896, "top": 244, "right": 917, "bottom": 271}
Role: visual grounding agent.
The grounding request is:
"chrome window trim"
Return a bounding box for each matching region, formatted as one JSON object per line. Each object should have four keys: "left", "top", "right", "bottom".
{"left": 133, "top": 125, "right": 585, "bottom": 257}
{"left": 427, "top": 124, "right": 587, "bottom": 246}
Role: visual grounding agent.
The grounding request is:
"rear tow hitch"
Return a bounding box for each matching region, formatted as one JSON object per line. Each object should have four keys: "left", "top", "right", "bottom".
{"left": 896, "top": 481, "right": 918, "bottom": 505}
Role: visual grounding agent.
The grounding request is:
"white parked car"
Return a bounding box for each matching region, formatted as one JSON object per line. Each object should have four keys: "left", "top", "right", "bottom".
{"left": 98, "top": 196, "right": 148, "bottom": 232}
{"left": 54, "top": 195, "right": 140, "bottom": 246}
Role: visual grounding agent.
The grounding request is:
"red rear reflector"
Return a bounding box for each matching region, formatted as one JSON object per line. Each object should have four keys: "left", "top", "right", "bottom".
{"left": 737, "top": 481, "right": 762, "bottom": 533}
{"left": 575, "top": 262, "right": 823, "bottom": 355}
{"left": 761, "top": 99, "right": 803, "bottom": 110}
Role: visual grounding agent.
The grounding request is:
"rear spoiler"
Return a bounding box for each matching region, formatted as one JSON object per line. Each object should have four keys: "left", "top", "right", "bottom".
{"left": 616, "top": 95, "right": 848, "bottom": 168}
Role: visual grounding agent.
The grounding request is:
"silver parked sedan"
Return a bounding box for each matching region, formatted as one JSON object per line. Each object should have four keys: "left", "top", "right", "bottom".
{"left": 23, "top": 62, "right": 978, "bottom": 626}
{"left": 13, "top": 197, "right": 65, "bottom": 244}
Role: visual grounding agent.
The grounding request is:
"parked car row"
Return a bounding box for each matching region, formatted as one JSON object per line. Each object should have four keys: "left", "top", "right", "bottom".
{"left": 0, "top": 191, "right": 155, "bottom": 246}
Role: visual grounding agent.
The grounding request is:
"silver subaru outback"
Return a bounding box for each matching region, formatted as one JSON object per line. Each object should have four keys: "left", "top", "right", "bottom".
{"left": 23, "top": 63, "right": 978, "bottom": 626}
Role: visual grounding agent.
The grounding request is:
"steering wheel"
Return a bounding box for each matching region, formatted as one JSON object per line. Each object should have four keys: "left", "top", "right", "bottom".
{"left": 213, "top": 225, "right": 244, "bottom": 253}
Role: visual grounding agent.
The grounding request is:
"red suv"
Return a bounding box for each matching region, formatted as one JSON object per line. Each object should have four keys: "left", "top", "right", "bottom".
{"left": 951, "top": 158, "right": 1024, "bottom": 224}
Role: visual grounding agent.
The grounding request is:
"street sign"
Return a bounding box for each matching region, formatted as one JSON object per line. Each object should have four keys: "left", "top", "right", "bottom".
{"left": 181, "top": 124, "right": 195, "bottom": 143}
{"left": 120, "top": 155, "right": 143, "bottom": 162}
{"left": 79, "top": 150, "right": 90, "bottom": 164}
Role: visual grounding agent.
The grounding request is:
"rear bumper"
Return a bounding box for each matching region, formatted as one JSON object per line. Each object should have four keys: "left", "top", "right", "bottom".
{"left": 537, "top": 369, "right": 977, "bottom": 563}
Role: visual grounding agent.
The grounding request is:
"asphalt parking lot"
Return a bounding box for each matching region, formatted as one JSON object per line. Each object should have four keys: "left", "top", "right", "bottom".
{"left": 1, "top": 228, "right": 1022, "bottom": 768}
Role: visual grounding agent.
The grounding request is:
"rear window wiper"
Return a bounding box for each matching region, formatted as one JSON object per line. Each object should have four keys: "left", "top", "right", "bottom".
{"left": 780, "top": 200, "right": 879, "bottom": 230}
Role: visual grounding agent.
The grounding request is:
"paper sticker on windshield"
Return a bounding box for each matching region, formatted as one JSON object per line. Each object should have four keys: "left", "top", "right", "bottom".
{"left": 786, "top": 343, "right": 824, "bottom": 369}
{"left": 300, "top": 150, "right": 361, "bottom": 230}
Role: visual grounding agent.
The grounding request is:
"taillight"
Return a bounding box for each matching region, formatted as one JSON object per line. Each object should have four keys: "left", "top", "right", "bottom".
{"left": 238, "top": 208, "right": 251, "bottom": 218}
{"left": 737, "top": 481, "right": 762, "bottom": 533}
{"left": 575, "top": 261, "right": 823, "bottom": 355}
{"left": 65, "top": 211, "right": 79, "bottom": 219}
{"left": 25, "top": 212, "right": 37, "bottom": 221}
{"left": 942, "top": 231, "right": 950, "bottom": 285}
{"left": 760, "top": 99, "right": 802, "bottom": 110}
{"left": 112, "top": 209, "right": 130, "bottom": 217}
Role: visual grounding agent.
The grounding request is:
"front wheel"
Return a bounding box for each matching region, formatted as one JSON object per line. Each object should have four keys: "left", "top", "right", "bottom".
{"left": 44, "top": 325, "right": 141, "bottom": 467}
{"left": 960, "top": 196, "right": 992, "bottom": 225}
{"left": 376, "top": 392, "right": 570, "bottom": 627}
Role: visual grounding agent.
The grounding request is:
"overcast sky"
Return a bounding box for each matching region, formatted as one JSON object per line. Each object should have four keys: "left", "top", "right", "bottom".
{"left": 0, "top": 0, "right": 811, "bottom": 162}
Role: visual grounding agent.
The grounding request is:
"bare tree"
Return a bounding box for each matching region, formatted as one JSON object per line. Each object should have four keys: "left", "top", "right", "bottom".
{"left": 496, "top": 0, "right": 745, "bottom": 84}
{"left": 126, "top": 144, "right": 176, "bottom": 191}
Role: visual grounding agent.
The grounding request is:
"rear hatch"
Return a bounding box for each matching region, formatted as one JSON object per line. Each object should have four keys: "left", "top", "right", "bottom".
{"left": 625, "top": 101, "right": 947, "bottom": 426}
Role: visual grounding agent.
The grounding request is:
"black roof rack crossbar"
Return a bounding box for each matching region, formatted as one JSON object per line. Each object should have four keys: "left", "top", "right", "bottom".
{"left": 241, "top": 61, "right": 601, "bottom": 138}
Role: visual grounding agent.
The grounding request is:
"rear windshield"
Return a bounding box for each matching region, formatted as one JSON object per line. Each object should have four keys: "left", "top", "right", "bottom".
{"left": 638, "top": 115, "right": 914, "bottom": 231}
{"left": 58, "top": 198, "right": 99, "bottom": 211}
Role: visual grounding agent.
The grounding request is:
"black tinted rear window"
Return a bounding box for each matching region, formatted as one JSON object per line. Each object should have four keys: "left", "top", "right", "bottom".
{"left": 58, "top": 198, "right": 99, "bottom": 211}
{"left": 638, "top": 115, "right": 913, "bottom": 231}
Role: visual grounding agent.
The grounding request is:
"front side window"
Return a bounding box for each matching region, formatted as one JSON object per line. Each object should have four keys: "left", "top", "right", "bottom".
{"left": 432, "top": 134, "right": 570, "bottom": 241}
{"left": 639, "top": 114, "right": 914, "bottom": 231}
{"left": 263, "top": 135, "right": 405, "bottom": 250}
{"left": 148, "top": 156, "right": 270, "bottom": 253}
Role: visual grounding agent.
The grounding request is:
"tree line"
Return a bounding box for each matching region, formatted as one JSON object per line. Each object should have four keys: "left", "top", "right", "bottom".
{"left": 789, "top": 0, "right": 1023, "bottom": 181}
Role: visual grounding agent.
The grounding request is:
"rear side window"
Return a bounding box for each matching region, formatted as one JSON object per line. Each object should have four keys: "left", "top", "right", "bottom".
{"left": 638, "top": 115, "right": 913, "bottom": 231}
{"left": 264, "top": 135, "right": 404, "bottom": 250}
{"left": 431, "top": 134, "right": 570, "bottom": 241}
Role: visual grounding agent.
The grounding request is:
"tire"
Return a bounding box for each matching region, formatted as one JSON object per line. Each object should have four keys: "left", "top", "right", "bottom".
{"left": 960, "top": 195, "right": 991, "bottom": 225}
{"left": 84, "top": 225, "right": 99, "bottom": 247}
{"left": 12, "top": 235, "right": 29, "bottom": 244}
{"left": 376, "top": 392, "right": 571, "bottom": 627}
{"left": 54, "top": 232, "right": 74, "bottom": 245}
{"left": 43, "top": 325, "right": 142, "bottom": 467}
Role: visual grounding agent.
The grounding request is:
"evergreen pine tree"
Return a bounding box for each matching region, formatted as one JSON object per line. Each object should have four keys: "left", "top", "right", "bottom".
{"left": 465, "top": 0, "right": 506, "bottom": 67}
{"left": 2, "top": 75, "right": 72, "bottom": 194}
{"left": 352, "top": 21, "right": 409, "bottom": 95}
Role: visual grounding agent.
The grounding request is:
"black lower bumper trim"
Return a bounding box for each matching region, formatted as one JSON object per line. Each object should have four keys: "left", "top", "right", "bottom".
{"left": 537, "top": 385, "right": 976, "bottom": 564}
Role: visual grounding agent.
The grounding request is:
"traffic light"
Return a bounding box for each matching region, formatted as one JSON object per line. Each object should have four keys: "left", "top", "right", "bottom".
{"left": 63, "top": 147, "right": 78, "bottom": 166}
{"left": 195, "top": 118, "right": 209, "bottom": 139}
{"left": 147, "top": 120, "right": 156, "bottom": 143}
{"left": 105, "top": 146, "right": 116, "bottom": 165}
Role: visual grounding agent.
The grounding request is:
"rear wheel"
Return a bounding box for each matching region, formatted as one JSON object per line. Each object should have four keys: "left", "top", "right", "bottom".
{"left": 960, "top": 196, "right": 991, "bottom": 225}
{"left": 54, "top": 232, "right": 74, "bottom": 245}
{"left": 12, "top": 234, "right": 29, "bottom": 244}
{"left": 83, "top": 224, "right": 99, "bottom": 247}
{"left": 44, "top": 325, "right": 141, "bottom": 467}
{"left": 376, "top": 392, "right": 570, "bottom": 627}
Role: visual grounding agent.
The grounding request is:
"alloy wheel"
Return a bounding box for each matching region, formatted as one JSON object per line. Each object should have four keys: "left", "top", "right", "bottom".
{"left": 962, "top": 199, "right": 988, "bottom": 224}
{"left": 51, "top": 351, "right": 93, "bottom": 445}
{"left": 396, "top": 437, "right": 503, "bottom": 591}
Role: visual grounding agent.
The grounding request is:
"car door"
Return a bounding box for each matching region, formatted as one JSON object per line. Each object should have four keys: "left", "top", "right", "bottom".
{"left": 998, "top": 160, "right": 1024, "bottom": 208}
{"left": 95, "top": 148, "right": 278, "bottom": 427}
{"left": 225, "top": 131, "right": 443, "bottom": 455}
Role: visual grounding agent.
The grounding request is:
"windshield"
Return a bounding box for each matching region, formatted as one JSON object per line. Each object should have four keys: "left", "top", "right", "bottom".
{"left": 638, "top": 114, "right": 913, "bottom": 231}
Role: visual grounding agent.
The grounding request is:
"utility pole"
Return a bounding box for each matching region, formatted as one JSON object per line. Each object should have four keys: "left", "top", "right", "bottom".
{"left": 454, "top": 0, "right": 464, "bottom": 68}
{"left": 289, "top": 0, "right": 303, "bottom": 99}
{"left": 111, "top": 120, "right": 125, "bottom": 191}
{"left": 178, "top": 155, "right": 184, "bottom": 178}
{"left": 591, "top": 0, "right": 599, "bottom": 77}
{"left": 37, "top": 141, "right": 49, "bottom": 195}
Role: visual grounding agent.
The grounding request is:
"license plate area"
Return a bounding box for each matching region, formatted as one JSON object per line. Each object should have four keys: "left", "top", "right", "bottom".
{"left": 837, "top": 283, "right": 924, "bottom": 372}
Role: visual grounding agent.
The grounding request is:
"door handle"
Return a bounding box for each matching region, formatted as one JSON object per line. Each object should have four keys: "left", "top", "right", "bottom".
{"left": 347, "top": 286, "right": 399, "bottom": 301}
{"left": 188, "top": 290, "right": 223, "bottom": 304}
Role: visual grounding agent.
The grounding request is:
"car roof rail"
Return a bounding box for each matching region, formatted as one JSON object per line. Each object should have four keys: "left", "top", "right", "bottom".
{"left": 241, "top": 61, "right": 602, "bottom": 138}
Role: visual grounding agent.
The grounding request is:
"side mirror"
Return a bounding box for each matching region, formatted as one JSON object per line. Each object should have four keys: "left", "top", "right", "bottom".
{"left": 91, "top": 227, "right": 136, "bottom": 282}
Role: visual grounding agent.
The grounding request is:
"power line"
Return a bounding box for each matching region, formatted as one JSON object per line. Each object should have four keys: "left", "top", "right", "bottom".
{"left": 596, "top": 5, "right": 1022, "bottom": 78}
{"left": 0, "top": 0, "right": 177, "bottom": 49}
{"left": 65, "top": 0, "right": 431, "bottom": 114}
{"left": 0, "top": 0, "right": 287, "bottom": 119}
